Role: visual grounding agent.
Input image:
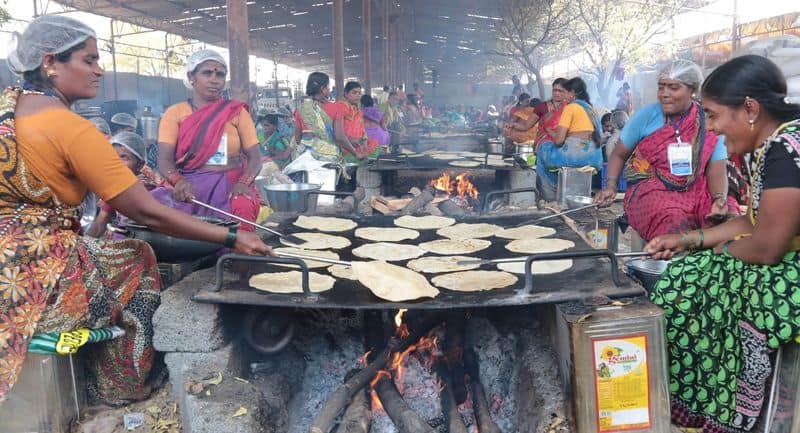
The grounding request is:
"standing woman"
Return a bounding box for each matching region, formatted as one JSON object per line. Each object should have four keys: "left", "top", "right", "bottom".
{"left": 0, "top": 16, "right": 271, "bottom": 406}
{"left": 536, "top": 77, "right": 603, "bottom": 200}
{"left": 645, "top": 54, "right": 800, "bottom": 433}
{"left": 151, "top": 49, "right": 262, "bottom": 229}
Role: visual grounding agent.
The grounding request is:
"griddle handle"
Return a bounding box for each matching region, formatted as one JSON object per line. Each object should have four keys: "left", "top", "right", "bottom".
{"left": 213, "top": 253, "right": 314, "bottom": 296}
{"left": 375, "top": 152, "right": 409, "bottom": 168}
{"left": 482, "top": 151, "right": 512, "bottom": 166}
{"left": 481, "top": 187, "right": 538, "bottom": 213}
{"left": 304, "top": 191, "right": 355, "bottom": 212}
{"left": 520, "top": 249, "right": 624, "bottom": 295}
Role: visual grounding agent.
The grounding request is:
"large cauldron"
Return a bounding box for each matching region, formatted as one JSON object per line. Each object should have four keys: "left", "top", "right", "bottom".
{"left": 113, "top": 216, "right": 237, "bottom": 262}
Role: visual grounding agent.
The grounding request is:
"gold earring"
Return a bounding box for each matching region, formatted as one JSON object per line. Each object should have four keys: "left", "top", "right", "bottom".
{"left": 45, "top": 69, "right": 56, "bottom": 78}
{"left": 749, "top": 119, "right": 755, "bottom": 131}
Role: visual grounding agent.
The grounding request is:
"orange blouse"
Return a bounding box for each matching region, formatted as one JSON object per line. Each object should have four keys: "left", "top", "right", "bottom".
{"left": 16, "top": 108, "right": 138, "bottom": 206}
{"left": 158, "top": 101, "right": 259, "bottom": 155}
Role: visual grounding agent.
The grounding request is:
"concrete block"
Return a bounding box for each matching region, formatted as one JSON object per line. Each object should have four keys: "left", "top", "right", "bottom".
{"left": 355, "top": 166, "right": 382, "bottom": 188}
{"left": 509, "top": 169, "right": 538, "bottom": 207}
{"left": 184, "top": 380, "right": 268, "bottom": 433}
{"left": 153, "top": 269, "right": 229, "bottom": 352}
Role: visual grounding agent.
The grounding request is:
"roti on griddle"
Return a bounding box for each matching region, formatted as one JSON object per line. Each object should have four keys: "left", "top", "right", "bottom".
{"left": 436, "top": 223, "right": 503, "bottom": 239}
{"left": 293, "top": 215, "right": 357, "bottom": 232}
{"left": 448, "top": 160, "right": 481, "bottom": 167}
{"left": 431, "top": 270, "right": 518, "bottom": 291}
{"left": 279, "top": 232, "right": 352, "bottom": 250}
{"left": 352, "top": 260, "right": 439, "bottom": 301}
{"left": 354, "top": 227, "right": 420, "bottom": 242}
{"left": 406, "top": 255, "right": 481, "bottom": 273}
{"left": 496, "top": 225, "right": 556, "bottom": 240}
{"left": 497, "top": 259, "right": 573, "bottom": 275}
{"left": 272, "top": 248, "right": 340, "bottom": 269}
{"left": 249, "top": 271, "right": 335, "bottom": 293}
{"left": 328, "top": 264, "right": 357, "bottom": 280}
{"left": 352, "top": 242, "right": 425, "bottom": 261}
{"left": 394, "top": 215, "right": 456, "bottom": 230}
{"left": 504, "top": 238, "right": 575, "bottom": 254}
{"left": 419, "top": 238, "right": 491, "bottom": 255}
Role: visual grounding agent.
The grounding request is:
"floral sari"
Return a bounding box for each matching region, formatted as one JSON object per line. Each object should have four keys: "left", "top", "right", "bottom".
{"left": 297, "top": 99, "right": 341, "bottom": 162}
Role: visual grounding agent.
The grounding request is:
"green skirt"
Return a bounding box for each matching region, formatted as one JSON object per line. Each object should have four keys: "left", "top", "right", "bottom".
{"left": 650, "top": 249, "right": 800, "bottom": 432}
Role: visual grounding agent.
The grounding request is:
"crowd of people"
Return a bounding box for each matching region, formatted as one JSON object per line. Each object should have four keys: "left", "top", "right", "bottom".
{"left": 0, "top": 14, "right": 798, "bottom": 433}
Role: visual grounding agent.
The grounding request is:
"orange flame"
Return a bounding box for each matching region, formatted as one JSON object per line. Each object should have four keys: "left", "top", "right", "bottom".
{"left": 430, "top": 171, "right": 479, "bottom": 199}
{"left": 394, "top": 309, "right": 407, "bottom": 328}
{"left": 357, "top": 350, "right": 371, "bottom": 367}
{"left": 369, "top": 370, "right": 392, "bottom": 413}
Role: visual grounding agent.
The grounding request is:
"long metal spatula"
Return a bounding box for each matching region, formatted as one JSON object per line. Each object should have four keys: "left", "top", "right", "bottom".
{"left": 190, "top": 199, "right": 307, "bottom": 245}
{"left": 273, "top": 250, "right": 352, "bottom": 267}
{"left": 512, "top": 203, "right": 599, "bottom": 227}
{"left": 457, "top": 251, "right": 652, "bottom": 266}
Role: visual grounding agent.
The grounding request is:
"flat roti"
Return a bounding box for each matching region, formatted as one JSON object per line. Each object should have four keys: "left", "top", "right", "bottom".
{"left": 431, "top": 270, "right": 517, "bottom": 291}
{"left": 449, "top": 160, "right": 481, "bottom": 167}
{"left": 496, "top": 225, "right": 556, "bottom": 240}
{"left": 406, "top": 255, "right": 481, "bottom": 273}
{"left": 505, "top": 238, "right": 575, "bottom": 254}
{"left": 272, "top": 248, "right": 339, "bottom": 269}
{"left": 394, "top": 215, "right": 456, "bottom": 230}
{"left": 355, "top": 227, "right": 420, "bottom": 242}
{"left": 436, "top": 223, "right": 503, "bottom": 239}
{"left": 328, "top": 264, "right": 357, "bottom": 280}
{"left": 352, "top": 260, "right": 439, "bottom": 301}
{"left": 429, "top": 153, "right": 458, "bottom": 160}
{"left": 419, "top": 238, "right": 491, "bottom": 255}
{"left": 279, "top": 232, "right": 352, "bottom": 250}
{"left": 497, "top": 259, "right": 573, "bottom": 275}
{"left": 249, "top": 271, "right": 335, "bottom": 293}
{"left": 293, "top": 215, "right": 357, "bottom": 232}
{"left": 352, "top": 242, "right": 425, "bottom": 261}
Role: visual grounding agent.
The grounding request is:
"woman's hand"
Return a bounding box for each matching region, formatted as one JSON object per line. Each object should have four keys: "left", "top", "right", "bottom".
{"left": 230, "top": 183, "right": 254, "bottom": 199}
{"left": 644, "top": 234, "right": 687, "bottom": 260}
{"left": 172, "top": 179, "right": 195, "bottom": 202}
{"left": 594, "top": 187, "right": 617, "bottom": 207}
{"left": 705, "top": 198, "right": 728, "bottom": 224}
{"left": 234, "top": 231, "right": 276, "bottom": 256}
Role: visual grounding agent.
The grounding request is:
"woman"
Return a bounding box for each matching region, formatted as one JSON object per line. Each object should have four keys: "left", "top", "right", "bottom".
{"left": 257, "top": 112, "right": 293, "bottom": 169}
{"left": 362, "top": 102, "right": 390, "bottom": 150}
{"left": 0, "top": 15, "right": 271, "bottom": 406}
{"left": 536, "top": 77, "right": 603, "bottom": 200}
{"left": 294, "top": 72, "right": 363, "bottom": 162}
{"left": 533, "top": 78, "right": 568, "bottom": 147}
{"left": 502, "top": 98, "right": 540, "bottom": 144}
{"left": 595, "top": 60, "right": 737, "bottom": 240}
{"left": 600, "top": 110, "right": 629, "bottom": 160}
{"left": 645, "top": 55, "right": 800, "bottom": 433}
{"left": 339, "top": 81, "right": 381, "bottom": 163}
{"left": 151, "top": 49, "right": 262, "bottom": 230}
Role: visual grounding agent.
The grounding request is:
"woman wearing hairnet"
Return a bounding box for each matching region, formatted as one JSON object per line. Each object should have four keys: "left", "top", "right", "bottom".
{"left": 0, "top": 15, "right": 272, "bottom": 406}
{"left": 109, "top": 111, "right": 138, "bottom": 134}
{"left": 150, "top": 49, "right": 263, "bottom": 230}
{"left": 595, "top": 60, "right": 739, "bottom": 240}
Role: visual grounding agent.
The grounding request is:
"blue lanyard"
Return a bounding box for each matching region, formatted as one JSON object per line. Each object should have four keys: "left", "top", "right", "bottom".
{"left": 668, "top": 106, "right": 691, "bottom": 143}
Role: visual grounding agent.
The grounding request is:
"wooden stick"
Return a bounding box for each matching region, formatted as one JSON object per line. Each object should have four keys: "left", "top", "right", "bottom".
{"left": 437, "top": 364, "right": 468, "bottom": 433}
{"left": 374, "top": 375, "right": 436, "bottom": 433}
{"left": 444, "top": 312, "right": 468, "bottom": 405}
{"left": 464, "top": 348, "right": 501, "bottom": 433}
{"left": 333, "top": 386, "right": 370, "bottom": 433}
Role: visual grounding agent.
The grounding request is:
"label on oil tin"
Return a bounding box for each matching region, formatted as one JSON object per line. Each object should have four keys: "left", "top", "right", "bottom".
{"left": 592, "top": 335, "right": 651, "bottom": 432}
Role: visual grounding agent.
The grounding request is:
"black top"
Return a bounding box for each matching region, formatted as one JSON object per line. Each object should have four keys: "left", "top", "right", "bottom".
{"left": 763, "top": 141, "right": 800, "bottom": 190}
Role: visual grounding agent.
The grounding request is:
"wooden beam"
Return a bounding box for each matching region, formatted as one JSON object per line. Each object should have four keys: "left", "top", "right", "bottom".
{"left": 333, "top": 0, "right": 345, "bottom": 100}
{"left": 362, "top": 0, "right": 372, "bottom": 93}
{"left": 383, "top": 0, "right": 389, "bottom": 87}
{"left": 226, "top": 0, "right": 250, "bottom": 103}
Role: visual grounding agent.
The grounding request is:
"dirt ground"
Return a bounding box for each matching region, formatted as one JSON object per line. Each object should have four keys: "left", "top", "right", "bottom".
{"left": 71, "top": 385, "right": 180, "bottom": 433}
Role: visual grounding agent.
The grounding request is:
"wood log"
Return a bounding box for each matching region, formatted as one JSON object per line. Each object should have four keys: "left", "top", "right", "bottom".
{"left": 444, "top": 312, "right": 468, "bottom": 405}
{"left": 402, "top": 185, "right": 435, "bottom": 215}
{"left": 309, "top": 314, "right": 443, "bottom": 433}
{"left": 437, "top": 364, "right": 468, "bottom": 433}
{"left": 464, "top": 348, "right": 501, "bottom": 433}
{"left": 374, "top": 375, "right": 437, "bottom": 433}
{"left": 438, "top": 198, "right": 467, "bottom": 217}
{"left": 333, "top": 385, "right": 371, "bottom": 433}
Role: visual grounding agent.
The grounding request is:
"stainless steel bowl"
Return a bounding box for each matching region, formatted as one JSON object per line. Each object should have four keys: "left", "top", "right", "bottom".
{"left": 256, "top": 179, "right": 322, "bottom": 213}
{"left": 565, "top": 194, "right": 593, "bottom": 209}
{"left": 626, "top": 258, "right": 670, "bottom": 292}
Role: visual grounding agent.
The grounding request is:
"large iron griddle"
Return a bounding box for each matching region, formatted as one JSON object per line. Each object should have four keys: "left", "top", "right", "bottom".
{"left": 193, "top": 213, "right": 643, "bottom": 309}
{"left": 366, "top": 152, "right": 522, "bottom": 172}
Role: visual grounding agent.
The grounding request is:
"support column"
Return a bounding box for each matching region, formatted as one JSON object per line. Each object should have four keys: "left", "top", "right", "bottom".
{"left": 362, "top": 0, "right": 372, "bottom": 93}
{"left": 383, "top": 0, "right": 389, "bottom": 87}
{"left": 226, "top": 0, "right": 250, "bottom": 103}
{"left": 333, "top": 0, "right": 345, "bottom": 100}
{"left": 110, "top": 19, "right": 118, "bottom": 100}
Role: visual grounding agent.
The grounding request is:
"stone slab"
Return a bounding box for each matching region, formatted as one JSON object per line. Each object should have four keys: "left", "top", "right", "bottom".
{"left": 184, "top": 380, "right": 268, "bottom": 433}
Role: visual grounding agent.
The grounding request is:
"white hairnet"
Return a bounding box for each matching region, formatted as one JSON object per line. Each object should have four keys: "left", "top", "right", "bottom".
{"left": 8, "top": 15, "right": 96, "bottom": 74}
{"left": 88, "top": 117, "right": 111, "bottom": 136}
{"left": 110, "top": 131, "right": 146, "bottom": 162}
{"left": 183, "top": 49, "right": 228, "bottom": 89}
{"left": 659, "top": 59, "right": 704, "bottom": 91}
{"left": 110, "top": 112, "right": 138, "bottom": 129}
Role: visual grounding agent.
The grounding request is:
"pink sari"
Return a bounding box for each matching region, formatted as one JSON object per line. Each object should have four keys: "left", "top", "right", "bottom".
{"left": 623, "top": 103, "right": 738, "bottom": 240}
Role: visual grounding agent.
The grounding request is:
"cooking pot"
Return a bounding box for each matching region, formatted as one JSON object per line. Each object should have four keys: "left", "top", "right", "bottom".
{"left": 114, "top": 216, "right": 237, "bottom": 263}
{"left": 626, "top": 258, "right": 669, "bottom": 292}
{"left": 256, "top": 179, "right": 322, "bottom": 213}
{"left": 487, "top": 139, "right": 504, "bottom": 154}
{"left": 565, "top": 194, "right": 593, "bottom": 210}
{"left": 514, "top": 143, "right": 536, "bottom": 167}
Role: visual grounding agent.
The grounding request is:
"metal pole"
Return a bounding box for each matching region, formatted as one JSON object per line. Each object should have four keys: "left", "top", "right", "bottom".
{"left": 383, "top": 0, "right": 389, "bottom": 87}
{"left": 333, "top": 0, "right": 345, "bottom": 100}
{"left": 362, "top": 0, "right": 372, "bottom": 93}
{"left": 110, "top": 19, "right": 118, "bottom": 101}
{"left": 164, "top": 34, "right": 170, "bottom": 108}
{"left": 731, "top": 0, "right": 739, "bottom": 52}
{"left": 227, "top": 0, "right": 251, "bottom": 103}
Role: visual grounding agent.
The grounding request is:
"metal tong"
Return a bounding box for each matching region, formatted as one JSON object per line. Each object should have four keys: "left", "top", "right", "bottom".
{"left": 190, "top": 199, "right": 307, "bottom": 245}
{"left": 457, "top": 251, "right": 652, "bottom": 266}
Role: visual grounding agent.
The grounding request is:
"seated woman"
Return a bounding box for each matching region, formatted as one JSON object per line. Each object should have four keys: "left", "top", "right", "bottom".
{"left": 339, "top": 81, "right": 381, "bottom": 163}
{"left": 600, "top": 110, "right": 629, "bottom": 160}
{"left": 0, "top": 15, "right": 271, "bottom": 406}
{"left": 536, "top": 77, "right": 603, "bottom": 200}
{"left": 294, "top": 72, "right": 363, "bottom": 163}
{"left": 645, "top": 54, "right": 800, "bottom": 433}
{"left": 534, "top": 78, "right": 568, "bottom": 147}
{"left": 503, "top": 98, "right": 540, "bottom": 145}
{"left": 361, "top": 96, "right": 390, "bottom": 151}
{"left": 595, "top": 60, "right": 738, "bottom": 240}
{"left": 257, "top": 112, "right": 293, "bottom": 169}
{"left": 151, "top": 49, "right": 262, "bottom": 230}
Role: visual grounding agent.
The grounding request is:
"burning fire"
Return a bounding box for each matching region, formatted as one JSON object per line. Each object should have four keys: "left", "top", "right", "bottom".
{"left": 430, "top": 172, "right": 479, "bottom": 200}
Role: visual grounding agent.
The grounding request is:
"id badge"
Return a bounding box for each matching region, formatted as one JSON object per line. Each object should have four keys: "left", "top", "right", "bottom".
{"left": 667, "top": 142, "right": 692, "bottom": 176}
{"left": 207, "top": 133, "right": 229, "bottom": 166}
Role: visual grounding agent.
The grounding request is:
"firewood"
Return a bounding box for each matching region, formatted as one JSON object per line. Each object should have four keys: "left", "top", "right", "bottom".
{"left": 333, "top": 385, "right": 370, "bottom": 433}
{"left": 437, "top": 364, "right": 468, "bottom": 433}
{"left": 464, "top": 348, "right": 502, "bottom": 433}
{"left": 374, "top": 375, "right": 437, "bottom": 433}
{"left": 444, "top": 312, "right": 468, "bottom": 405}
{"left": 402, "top": 185, "right": 435, "bottom": 215}
{"left": 438, "top": 198, "right": 467, "bottom": 217}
